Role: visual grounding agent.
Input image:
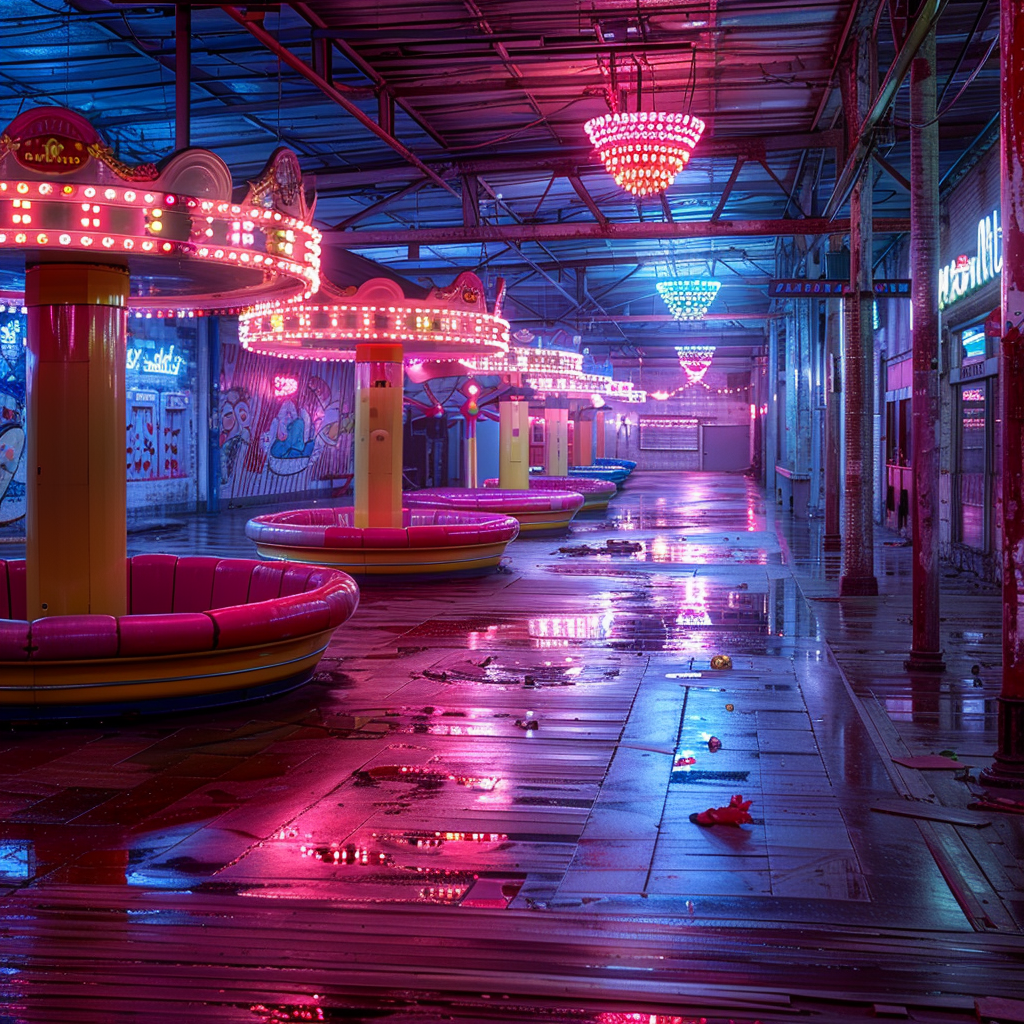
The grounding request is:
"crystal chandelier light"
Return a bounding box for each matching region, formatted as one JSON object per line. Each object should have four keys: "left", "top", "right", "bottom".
{"left": 657, "top": 278, "right": 721, "bottom": 320}
{"left": 675, "top": 344, "right": 716, "bottom": 386}
{"left": 583, "top": 111, "right": 706, "bottom": 197}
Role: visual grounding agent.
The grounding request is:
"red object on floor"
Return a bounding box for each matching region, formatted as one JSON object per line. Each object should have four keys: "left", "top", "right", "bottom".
{"left": 689, "top": 794, "right": 754, "bottom": 826}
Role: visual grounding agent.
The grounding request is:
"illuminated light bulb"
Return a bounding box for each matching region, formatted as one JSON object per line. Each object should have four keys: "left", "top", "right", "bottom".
{"left": 16, "top": 183, "right": 28, "bottom": 194}
{"left": 58, "top": 233, "right": 71, "bottom": 245}
{"left": 124, "top": 191, "right": 136, "bottom": 202}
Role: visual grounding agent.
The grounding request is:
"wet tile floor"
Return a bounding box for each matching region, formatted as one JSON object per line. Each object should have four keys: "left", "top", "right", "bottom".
{"left": 0, "top": 472, "right": 1023, "bottom": 1023}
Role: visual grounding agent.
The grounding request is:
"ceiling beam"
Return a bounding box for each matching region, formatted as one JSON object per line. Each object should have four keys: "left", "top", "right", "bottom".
{"left": 219, "top": 5, "right": 461, "bottom": 199}
{"left": 325, "top": 217, "right": 910, "bottom": 246}
{"left": 333, "top": 178, "right": 435, "bottom": 230}
{"left": 568, "top": 175, "right": 609, "bottom": 227}
{"left": 569, "top": 313, "right": 780, "bottom": 323}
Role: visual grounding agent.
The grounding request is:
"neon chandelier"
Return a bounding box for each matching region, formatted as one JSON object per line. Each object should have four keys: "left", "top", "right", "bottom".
{"left": 676, "top": 344, "right": 716, "bottom": 386}
{"left": 657, "top": 278, "right": 721, "bottom": 320}
{"left": 583, "top": 111, "right": 705, "bottom": 197}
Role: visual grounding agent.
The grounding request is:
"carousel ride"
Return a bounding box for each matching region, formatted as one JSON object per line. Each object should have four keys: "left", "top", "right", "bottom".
{"left": 240, "top": 273, "right": 523, "bottom": 573}
{"left": 0, "top": 107, "right": 359, "bottom": 713}
{"left": 469, "top": 344, "right": 643, "bottom": 504}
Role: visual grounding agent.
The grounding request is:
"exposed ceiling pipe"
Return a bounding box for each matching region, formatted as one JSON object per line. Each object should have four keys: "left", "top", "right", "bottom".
{"left": 219, "top": 5, "right": 461, "bottom": 200}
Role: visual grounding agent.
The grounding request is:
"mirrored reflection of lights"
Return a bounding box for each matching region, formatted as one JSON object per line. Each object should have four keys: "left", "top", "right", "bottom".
{"left": 598, "top": 1014, "right": 710, "bottom": 1024}
{"left": 299, "top": 843, "right": 390, "bottom": 866}
{"left": 250, "top": 1002, "right": 324, "bottom": 1022}
{"left": 374, "top": 831, "right": 508, "bottom": 848}
{"left": 468, "top": 605, "right": 618, "bottom": 649}
{"left": 366, "top": 765, "right": 499, "bottom": 790}
{"left": 419, "top": 884, "right": 468, "bottom": 903}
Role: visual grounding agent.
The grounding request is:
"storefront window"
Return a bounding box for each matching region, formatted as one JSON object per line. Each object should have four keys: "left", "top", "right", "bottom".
{"left": 960, "top": 325, "right": 987, "bottom": 365}
{"left": 126, "top": 318, "right": 199, "bottom": 509}
{"left": 957, "top": 383, "right": 988, "bottom": 550}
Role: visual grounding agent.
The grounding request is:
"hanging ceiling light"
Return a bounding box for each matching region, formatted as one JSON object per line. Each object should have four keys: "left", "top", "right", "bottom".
{"left": 675, "top": 344, "right": 716, "bottom": 386}
{"left": 583, "top": 111, "right": 705, "bottom": 197}
{"left": 657, "top": 278, "right": 721, "bottom": 320}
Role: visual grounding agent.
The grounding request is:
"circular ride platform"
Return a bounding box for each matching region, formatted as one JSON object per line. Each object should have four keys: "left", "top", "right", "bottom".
{"left": 595, "top": 457, "right": 638, "bottom": 474}
{"left": 0, "top": 555, "right": 359, "bottom": 716}
{"left": 485, "top": 475, "right": 618, "bottom": 511}
{"left": 246, "top": 506, "right": 520, "bottom": 576}
{"left": 404, "top": 486, "right": 584, "bottom": 534}
{"left": 567, "top": 464, "right": 631, "bottom": 486}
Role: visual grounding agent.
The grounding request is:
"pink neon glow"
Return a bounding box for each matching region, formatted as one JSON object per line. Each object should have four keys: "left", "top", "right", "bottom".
{"left": 273, "top": 375, "right": 299, "bottom": 397}
{"left": 676, "top": 344, "right": 716, "bottom": 386}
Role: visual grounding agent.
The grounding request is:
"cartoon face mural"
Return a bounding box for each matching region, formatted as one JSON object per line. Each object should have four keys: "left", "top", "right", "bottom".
{"left": 219, "top": 339, "right": 354, "bottom": 500}
{"left": 219, "top": 385, "right": 253, "bottom": 486}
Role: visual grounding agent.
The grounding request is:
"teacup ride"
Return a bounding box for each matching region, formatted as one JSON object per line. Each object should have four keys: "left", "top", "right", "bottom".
{"left": 404, "top": 486, "right": 584, "bottom": 534}
{"left": 0, "top": 556, "right": 358, "bottom": 715}
{"left": 595, "top": 457, "right": 638, "bottom": 475}
{"left": 247, "top": 506, "right": 518, "bottom": 575}
{"left": 414, "top": 342, "right": 644, "bottom": 524}
{"left": 239, "top": 273, "right": 522, "bottom": 576}
{"left": 483, "top": 474, "right": 617, "bottom": 512}
{"left": 0, "top": 107, "right": 359, "bottom": 714}
{"left": 568, "top": 464, "right": 631, "bottom": 487}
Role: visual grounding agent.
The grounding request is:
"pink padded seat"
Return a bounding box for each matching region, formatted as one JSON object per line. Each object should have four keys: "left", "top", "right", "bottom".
{"left": 118, "top": 613, "right": 215, "bottom": 658}
{"left": 407, "top": 526, "right": 454, "bottom": 548}
{"left": 31, "top": 615, "right": 119, "bottom": 660}
{"left": 361, "top": 528, "right": 409, "bottom": 548}
{"left": 268, "top": 593, "right": 331, "bottom": 639}
{"left": 0, "top": 619, "right": 29, "bottom": 660}
{"left": 248, "top": 563, "right": 285, "bottom": 603}
{"left": 210, "top": 559, "right": 256, "bottom": 609}
{"left": 324, "top": 526, "right": 363, "bottom": 548}
{"left": 130, "top": 554, "right": 178, "bottom": 615}
{"left": 171, "top": 556, "right": 220, "bottom": 613}
{"left": 0, "top": 557, "right": 359, "bottom": 663}
{"left": 279, "top": 565, "right": 315, "bottom": 596}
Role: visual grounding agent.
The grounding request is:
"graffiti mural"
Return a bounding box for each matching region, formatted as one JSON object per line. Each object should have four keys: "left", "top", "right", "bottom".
{"left": 219, "top": 339, "right": 354, "bottom": 501}
{"left": 0, "top": 316, "right": 25, "bottom": 527}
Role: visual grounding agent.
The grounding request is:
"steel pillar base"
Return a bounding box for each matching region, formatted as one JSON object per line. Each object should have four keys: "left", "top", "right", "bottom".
{"left": 980, "top": 697, "right": 1024, "bottom": 788}
{"left": 904, "top": 649, "right": 946, "bottom": 673}
{"left": 822, "top": 534, "right": 842, "bottom": 552}
{"left": 839, "top": 574, "right": 878, "bottom": 597}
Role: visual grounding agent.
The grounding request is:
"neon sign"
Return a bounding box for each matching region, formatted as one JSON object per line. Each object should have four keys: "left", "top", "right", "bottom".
{"left": 939, "top": 209, "right": 1002, "bottom": 310}
{"left": 127, "top": 345, "right": 184, "bottom": 376}
{"left": 273, "top": 375, "right": 298, "bottom": 397}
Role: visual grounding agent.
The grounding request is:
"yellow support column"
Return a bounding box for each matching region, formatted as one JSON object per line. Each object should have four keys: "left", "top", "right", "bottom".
{"left": 354, "top": 343, "right": 404, "bottom": 529}
{"left": 26, "top": 262, "right": 129, "bottom": 619}
{"left": 575, "top": 411, "right": 594, "bottom": 467}
{"left": 498, "top": 395, "right": 530, "bottom": 490}
{"left": 544, "top": 402, "right": 568, "bottom": 477}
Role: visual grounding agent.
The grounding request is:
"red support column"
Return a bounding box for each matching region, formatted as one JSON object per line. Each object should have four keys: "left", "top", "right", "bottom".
{"left": 906, "top": 29, "right": 945, "bottom": 671}
{"left": 840, "top": 32, "right": 879, "bottom": 597}
{"left": 982, "top": 0, "right": 1024, "bottom": 785}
